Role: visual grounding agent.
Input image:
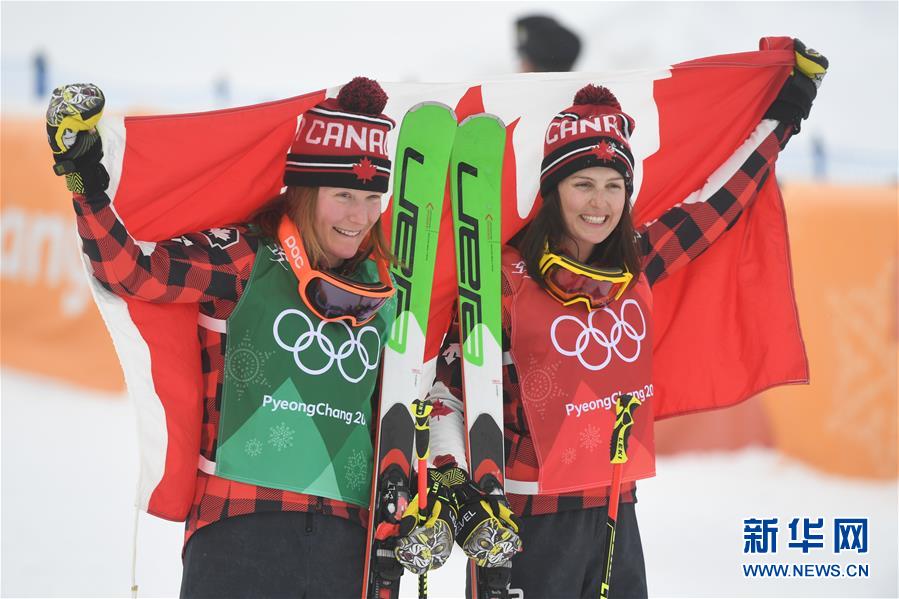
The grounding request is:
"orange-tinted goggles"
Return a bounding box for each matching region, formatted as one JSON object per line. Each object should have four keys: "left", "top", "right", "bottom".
{"left": 278, "top": 216, "right": 394, "bottom": 327}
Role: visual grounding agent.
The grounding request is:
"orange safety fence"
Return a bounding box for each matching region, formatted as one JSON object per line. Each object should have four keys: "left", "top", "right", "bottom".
{"left": 762, "top": 182, "right": 897, "bottom": 479}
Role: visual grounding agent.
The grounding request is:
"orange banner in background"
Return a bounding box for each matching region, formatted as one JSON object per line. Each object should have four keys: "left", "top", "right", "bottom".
{"left": 1, "top": 118, "right": 124, "bottom": 392}
{"left": 763, "top": 183, "right": 898, "bottom": 479}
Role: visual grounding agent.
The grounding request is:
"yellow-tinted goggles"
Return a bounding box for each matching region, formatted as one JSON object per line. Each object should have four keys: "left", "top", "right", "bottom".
{"left": 538, "top": 248, "right": 632, "bottom": 311}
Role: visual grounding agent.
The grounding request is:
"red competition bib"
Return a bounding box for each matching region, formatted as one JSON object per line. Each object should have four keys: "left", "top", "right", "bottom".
{"left": 503, "top": 247, "right": 655, "bottom": 495}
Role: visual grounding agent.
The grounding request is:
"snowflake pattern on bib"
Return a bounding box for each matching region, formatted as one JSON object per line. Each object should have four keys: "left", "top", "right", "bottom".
{"left": 224, "top": 330, "right": 274, "bottom": 400}
{"left": 344, "top": 449, "right": 368, "bottom": 491}
{"left": 268, "top": 422, "right": 295, "bottom": 452}
{"left": 244, "top": 438, "right": 263, "bottom": 457}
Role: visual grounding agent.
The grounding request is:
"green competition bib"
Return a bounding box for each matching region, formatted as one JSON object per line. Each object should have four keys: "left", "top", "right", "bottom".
{"left": 215, "top": 238, "right": 394, "bottom": 506}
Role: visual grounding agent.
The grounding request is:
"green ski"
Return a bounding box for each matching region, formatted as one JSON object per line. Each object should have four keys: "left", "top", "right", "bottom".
{"left": 449, "top": 113, "right": 509, "bottom": 599}
{"left": 363, "top": 102, "right": 457, "bottom": 599}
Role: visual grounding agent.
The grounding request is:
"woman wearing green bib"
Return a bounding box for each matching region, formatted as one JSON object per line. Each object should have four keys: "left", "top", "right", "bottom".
{"left": 49, "top": 77, "right": 405, "bottom": 598}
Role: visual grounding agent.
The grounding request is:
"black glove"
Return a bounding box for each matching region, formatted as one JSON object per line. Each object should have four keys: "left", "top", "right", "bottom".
{"left": 764, "top": 39, "right": 828, "bottom": 131}
{"left": 444, "top": 466, "right": 522, "bottom": 568}
{"left": 394, "top": 464, "right": 459, "bottom": 574}
{"left": 46, "top": 83, "right": 109, "bottom": 194}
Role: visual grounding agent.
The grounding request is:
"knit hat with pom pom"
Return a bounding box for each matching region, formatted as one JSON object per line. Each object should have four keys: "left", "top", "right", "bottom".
{"left": 540, "top": 84, "right": 636, "bottom": 197}
{"left": 284, "top": 76, "right": 395, "bottom": 192}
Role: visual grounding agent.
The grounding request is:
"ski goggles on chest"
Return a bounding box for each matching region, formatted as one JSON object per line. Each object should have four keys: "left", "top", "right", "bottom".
{"left": 278, "top": 216, "right": 395, "bottom": 327}
{"left": 538, "top": 245, "right": 633, "bottom": 311}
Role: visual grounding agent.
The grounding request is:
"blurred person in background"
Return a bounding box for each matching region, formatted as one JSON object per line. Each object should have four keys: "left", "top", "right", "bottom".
{"left": 32, "top": 50, "right": 47, "bottom": 98}
{"left": 47, "top": 77, "right": 413, "bottom": 598}
{"left": 428, "top": 40, "right": 828, "bottom": 598}
{"left": 812, "top": 134, "right": 828, "bottom": 180}
{"left": 516, "top": 14, "right": 582, "bottom": 73}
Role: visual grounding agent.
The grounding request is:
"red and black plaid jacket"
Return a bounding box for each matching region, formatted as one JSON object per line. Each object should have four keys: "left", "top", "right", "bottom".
{"left": 433, "top": 122, "right": 794, "bottom": 517}
{"left": 73, "top": 195, "right": 368, "bottom": 547}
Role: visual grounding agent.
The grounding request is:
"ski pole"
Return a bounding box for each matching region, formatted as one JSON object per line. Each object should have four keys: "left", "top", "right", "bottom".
{"left": 411, "top": 398, "right": 433, "bottom": 599}
{"left": 599, "top": 394, "right": 641, "bottom": 599}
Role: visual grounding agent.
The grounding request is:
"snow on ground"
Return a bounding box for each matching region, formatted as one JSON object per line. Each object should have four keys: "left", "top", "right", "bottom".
{"left": 2, "top": 368, "right": 896, "bottom": 598}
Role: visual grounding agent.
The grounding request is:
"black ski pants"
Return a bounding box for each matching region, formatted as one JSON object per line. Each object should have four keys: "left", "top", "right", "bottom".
{"left": 180, "top": 511, "right": 365, "bottom": 599}
{"left": 469, "top": 502, "right": 648, "bottom": 599}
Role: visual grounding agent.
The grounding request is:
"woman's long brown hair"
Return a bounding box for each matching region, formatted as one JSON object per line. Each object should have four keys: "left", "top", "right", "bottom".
{"left": 516, "top": 188, "right": 642, "bottom": 290}
{"left": 249, "top": 186, "right": 392, "bottom": 272}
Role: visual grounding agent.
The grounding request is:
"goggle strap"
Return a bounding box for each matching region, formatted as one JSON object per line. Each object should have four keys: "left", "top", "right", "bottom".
{"left": 278, "top": 215, "right": 393, "bottom": 298}
{"left": 540, "top": 245, "right": 629, "bottom": 281}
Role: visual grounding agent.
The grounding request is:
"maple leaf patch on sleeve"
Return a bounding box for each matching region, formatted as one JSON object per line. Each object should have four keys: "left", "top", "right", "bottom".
{"left": 202, "top": 227, "right": 240, "bottom": 249}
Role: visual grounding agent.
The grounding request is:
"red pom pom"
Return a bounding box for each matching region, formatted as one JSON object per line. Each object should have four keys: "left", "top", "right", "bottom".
{"left": 337, "top": 76, "right": 388, "bottom": 115}
{"left": 573, "top": 84, "right": 621, "bottom": 110}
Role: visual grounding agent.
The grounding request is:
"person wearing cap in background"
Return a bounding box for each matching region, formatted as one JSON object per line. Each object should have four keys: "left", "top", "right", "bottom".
{"left": 45, "top": 77, "right": 485, "bottom": 598}
{"left": 427, "top": 40, "right": 828, "bottom": 598}
{"left": 516, "top": 14, "right": 582, "bottom": 73}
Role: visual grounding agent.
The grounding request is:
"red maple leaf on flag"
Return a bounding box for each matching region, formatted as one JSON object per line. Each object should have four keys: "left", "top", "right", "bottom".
{"left": 431, "top": 399, "right": 453, "bottom": 420}
{"left": 352, "top": 157, "right": 377, "bottom": 182}
{"left": 591, "top": 141, "right": 615, "bottom": 161}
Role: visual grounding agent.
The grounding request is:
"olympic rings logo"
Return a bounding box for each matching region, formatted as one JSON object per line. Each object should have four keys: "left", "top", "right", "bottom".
{"left": 273, "top": 309, "right": 380, "bottom": 383}
{"left": 549, "top": 299, "right": 646, "bottom": 371}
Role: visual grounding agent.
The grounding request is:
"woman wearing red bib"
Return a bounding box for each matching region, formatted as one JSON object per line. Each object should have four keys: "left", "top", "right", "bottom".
{"left": 428, "top": 42, "right": 827, "bottom": 598}
{"left": 46, "top": 77, "right": 416, "bottom": 598}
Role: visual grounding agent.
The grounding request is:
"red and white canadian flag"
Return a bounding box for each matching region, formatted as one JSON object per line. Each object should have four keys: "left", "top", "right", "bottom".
{"left": 91, "top": 37, "right": 807, "bottom": 520}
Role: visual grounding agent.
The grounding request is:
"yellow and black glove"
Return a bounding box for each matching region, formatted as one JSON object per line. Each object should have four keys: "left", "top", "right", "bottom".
{"left": 764, "top": 39, "right": 828, "bottom": 132}
{"left": 446, "top": 467, "right": 522, "bottom": 568}
{"left": 394, "top": 465, "right": 459, "bottom": 575}
{"left": 46, "top": 83, "right": 109, "bottom": 194}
